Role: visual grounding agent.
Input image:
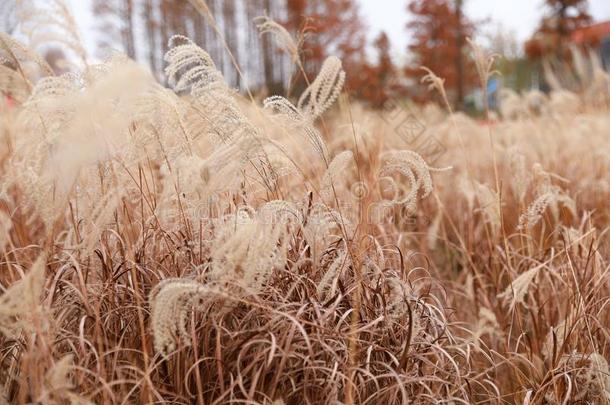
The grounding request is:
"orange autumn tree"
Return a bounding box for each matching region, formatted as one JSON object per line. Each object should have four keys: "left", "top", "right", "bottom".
{"left": 525, "top": 0, "right": 592, "bottom": 59}
{"left": 356, "top": 32, "right": 402, "bottom": 108}
{"left": 285, "top": 0, "right": 368, "bottom": 94}
{"left": 405, "top": 0, "right": 476, "bottom": 107}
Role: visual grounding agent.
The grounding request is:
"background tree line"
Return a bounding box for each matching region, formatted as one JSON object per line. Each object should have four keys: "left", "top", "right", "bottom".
{"left": 92, "top": 1, "right": 367, "bottom": 96}
{"left": 1, "top": 0, "right": 601, "bottom": 109}
{"left": 90, "top": 0, "right": 495, "bottom": 108}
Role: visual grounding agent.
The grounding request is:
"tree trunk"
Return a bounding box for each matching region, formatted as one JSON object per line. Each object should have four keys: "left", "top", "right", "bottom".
{"left": 123, "top": 0, "right": 136, "bottom": 59}
{"left": 455, "top": 0, "right": 465, "bottom": 110}
{"left": 143, "top": 0, "right": 158, "bottom": 74}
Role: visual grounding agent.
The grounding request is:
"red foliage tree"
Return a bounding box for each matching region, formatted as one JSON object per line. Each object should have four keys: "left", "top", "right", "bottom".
{"left": 374, "top": 32, "right": 394, "bottom": 86}
{"left": 525, "top": 0, "right": 592, "bottom": 58}
{"left": 285, "top": 0, "right": 368, "bottom": 93}
{"left": 355, "top": 32, "right": 401, "bottom": 108}
{"left": 405, "top": 0, "right": 476, "bottom": 106}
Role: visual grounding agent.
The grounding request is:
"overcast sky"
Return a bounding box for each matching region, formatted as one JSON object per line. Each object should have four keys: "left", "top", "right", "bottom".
{"left": 70, "top": 0, "right": 610, "bottom": 61}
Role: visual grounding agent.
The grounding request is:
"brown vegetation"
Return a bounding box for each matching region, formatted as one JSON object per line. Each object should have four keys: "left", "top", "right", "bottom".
{"left": 0, "top": 2, "right": 609, "bottom": 404}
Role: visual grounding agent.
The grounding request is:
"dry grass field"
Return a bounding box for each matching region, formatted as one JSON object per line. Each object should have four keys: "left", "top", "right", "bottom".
{"left": 1, "top": 9, "right": 610, "bottom": 405}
